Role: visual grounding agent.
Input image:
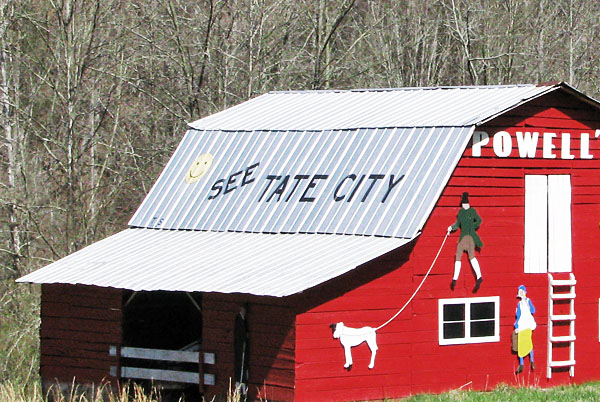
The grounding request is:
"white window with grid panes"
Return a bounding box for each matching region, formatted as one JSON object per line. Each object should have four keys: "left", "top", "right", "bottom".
{"left": 438, "top": 296, "right": 500, "bottom": 345}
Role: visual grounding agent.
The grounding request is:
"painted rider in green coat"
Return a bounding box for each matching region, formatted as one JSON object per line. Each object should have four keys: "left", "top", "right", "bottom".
{"left": 448, "top": 192, "right": 483, "bottom": 292}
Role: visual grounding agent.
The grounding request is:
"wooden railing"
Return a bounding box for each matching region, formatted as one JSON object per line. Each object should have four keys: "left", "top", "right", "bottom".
{"left": 109, "top": 346, "right": 216, "bottom": 387}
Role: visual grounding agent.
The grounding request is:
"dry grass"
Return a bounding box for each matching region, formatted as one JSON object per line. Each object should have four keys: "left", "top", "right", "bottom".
{"left": 3, "top": 377, "right": 600, "bottom": 402}
{"left": 0, "top": 379, "right": 249, "bottom": 402}
{"left": 0, "top": 381, "right": 161, "bottom": 402}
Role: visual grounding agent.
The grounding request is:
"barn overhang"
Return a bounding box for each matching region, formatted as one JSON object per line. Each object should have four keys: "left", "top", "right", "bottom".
{"left": 17, "top": 229, "right": 410, "bottom": 297}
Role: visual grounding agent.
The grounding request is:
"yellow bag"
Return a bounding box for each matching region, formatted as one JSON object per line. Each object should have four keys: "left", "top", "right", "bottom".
{"left": 518, "top": 329, "right": 533, "bottom": 357}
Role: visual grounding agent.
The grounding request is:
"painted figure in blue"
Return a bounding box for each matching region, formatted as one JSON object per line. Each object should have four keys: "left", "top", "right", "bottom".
{"left": 515, "top": 285, "right": 536, "bottom": 374}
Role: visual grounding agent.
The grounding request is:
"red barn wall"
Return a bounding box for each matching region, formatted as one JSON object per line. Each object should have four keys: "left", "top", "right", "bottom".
{"left": 295, "top": 92, "right": 600, "bottom": 401}
{"left": 294, "top": 246, "right": 416, "bottom": 402}
{"left": 201, "top": 293, "right": 295, "bottom": 401}
{"left": 40, "top": 284, "right": 122, "bottom": 393}
{"left": 470, "top": 92, "right": 600, "bottom": 386}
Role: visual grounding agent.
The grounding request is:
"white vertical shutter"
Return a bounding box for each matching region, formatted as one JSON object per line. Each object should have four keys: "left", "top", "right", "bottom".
{"left": 548, "top": 175, "right": 572, "bottom": 273}
{"left": 524, "top": 175, "right": 548, "bottom": 273}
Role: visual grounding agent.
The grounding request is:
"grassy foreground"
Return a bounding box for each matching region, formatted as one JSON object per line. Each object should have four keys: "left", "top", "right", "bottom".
{"left": 404, "top": 382, "right": 600, "bottom": 401}
{"left": 2, "top": 381, "right": 600, "bottom": 402}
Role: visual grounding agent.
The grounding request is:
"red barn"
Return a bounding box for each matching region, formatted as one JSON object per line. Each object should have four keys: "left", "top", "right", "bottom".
{"left": 18, "top": 82, "right": 600, "bottom": 401}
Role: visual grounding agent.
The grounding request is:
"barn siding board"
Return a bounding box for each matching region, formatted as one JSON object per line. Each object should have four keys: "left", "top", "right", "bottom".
{"left": 255, "top": 384, "right": 295, "bottom": 402}
{"left": 200, "top": 294, "right": 295, "bottom": 402}
{"left": 42, "top": 317, "right": 120, "bottom": 334}
{"left": 42, "top": 283, "right": 122, "bottom": 300}
{"left": 42, "top": 338, "right": 116, "bottom": 353}
{"left": 297, "top": 372, "right": 411, "bottom": 392}
{"left": 41, "top": 355, "right": 113, "bottom": 371}
{"left": 41, "top": 343, "right": 114, "bottom": 362}
{"left": 41, "top": 366, "right": 112, "bottom": 383}
{"left": 41, "top": 292, "right": 121, "bottom": 310}
{"left": 296, "top": 309, "right": 411, "bottom": 326}
{"left": 459, "top": 159, "right": 583, "bottom": 169}
{"left": 492, "top": 116, "right": 594, "bottom": 129}
{"left": 200, "top": 295, "right": 240, "bottom": 399}
{"left": 40, "top": 284, "right": 122, "bottom": 392}
{"left": 251, "top": 353, "right": 295, "bottom": 371}
{"left": 303, "top": 343, "right": 413, "bottom": 368}
{"left": 249, "top": 301, "right": 295, "bottom": 400}
{"left": 41, "top": 302, "right": 121, "bottom": 321}
{"left": 41, "top": 328, "right": 122, "bottom": 345}
{"left": 296, "top": 384, "right": 412, "bottom": 402}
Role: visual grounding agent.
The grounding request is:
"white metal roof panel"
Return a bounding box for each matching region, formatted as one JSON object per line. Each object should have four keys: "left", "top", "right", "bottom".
{"left": 128, "top": 126, "right": 474, "bottom": 238}
{"left": 17, "top": 229, "right": 410, "bottom": 296}
{"left": 190, "top": 85, "right": 558, "bottom": 131}
{"left": 20, "top": 83, "right": 600, "bottom": 295}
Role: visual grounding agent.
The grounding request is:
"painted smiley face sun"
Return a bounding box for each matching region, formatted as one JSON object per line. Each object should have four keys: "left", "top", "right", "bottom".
{"left": 185, "top": 153, "right": 214, "bottom": 184}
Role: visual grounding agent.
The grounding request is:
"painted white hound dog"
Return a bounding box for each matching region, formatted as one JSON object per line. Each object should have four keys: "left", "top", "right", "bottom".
{"left": 331, "top": 322, "right": 378, "bottom": 369}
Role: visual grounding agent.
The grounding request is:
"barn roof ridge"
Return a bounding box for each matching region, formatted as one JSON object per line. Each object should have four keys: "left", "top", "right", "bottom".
{"left": 267, "top": 83, "right": 540, "bottom": 94}
{"left": 189, "top": 82, "right": 597, "bottom": 132}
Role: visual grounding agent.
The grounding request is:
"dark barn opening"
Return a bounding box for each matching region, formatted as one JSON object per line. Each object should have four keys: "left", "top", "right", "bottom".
{"left": 121, "top": 290, "right": 203, "bottom": 401}
{"left": 122, "top": 291, "right": 203, "bottom": 349}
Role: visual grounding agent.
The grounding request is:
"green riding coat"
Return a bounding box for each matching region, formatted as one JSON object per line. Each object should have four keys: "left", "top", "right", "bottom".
{"left": 451, "top": 207, "right": 483, "bottom": 248}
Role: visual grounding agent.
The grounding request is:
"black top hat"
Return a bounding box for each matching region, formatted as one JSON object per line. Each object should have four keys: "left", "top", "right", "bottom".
{"left": 461, "top": 192, "right": 469, "bottom": 204}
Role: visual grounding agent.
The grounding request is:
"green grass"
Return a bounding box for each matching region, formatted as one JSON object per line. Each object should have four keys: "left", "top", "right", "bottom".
{"left": 401, "top": 382, "right": 600, "bottom": 401}
{"left": 0, "top": 281, "right": 40, "bottom": 386}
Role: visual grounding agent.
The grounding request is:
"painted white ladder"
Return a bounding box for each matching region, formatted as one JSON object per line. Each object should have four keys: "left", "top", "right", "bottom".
{"left": 547, "top": 273, "right": 576, "bottom": 378}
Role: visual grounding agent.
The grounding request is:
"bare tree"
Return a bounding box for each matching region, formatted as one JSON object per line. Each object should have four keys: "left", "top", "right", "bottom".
{"left": 0, "top": 0, "right": 599, "bottom": 280}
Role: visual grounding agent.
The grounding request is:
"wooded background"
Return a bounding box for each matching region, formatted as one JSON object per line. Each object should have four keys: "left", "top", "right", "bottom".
{"left": 1, "top": 0, "right": 599, "bottom": 387}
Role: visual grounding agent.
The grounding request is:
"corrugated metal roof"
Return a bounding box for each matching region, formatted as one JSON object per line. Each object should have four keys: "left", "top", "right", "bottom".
{"left": 24, "top": 83, "right": 596, "bottom": 295}
{"left": 16, "top": 229, "right": 410, "bottom": 296}
{"left": 129, "top": 126, "right": 474, "bottom": 238}
{"left": 189, "top": 85, "right": 559, "bottom": 131}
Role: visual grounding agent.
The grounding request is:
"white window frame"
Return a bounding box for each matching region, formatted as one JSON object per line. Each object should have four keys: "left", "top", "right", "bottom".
{"left": 524, "top": 174, "right": 572, "bottom": 273}
{"left": 524, "top": 175, "right": 548, "bottom": 273}
{"left": 438, "top": 296, "right": 500, "bottom": 345}
{"left": 547, "top": 175, "right": 572, "bottom": 273}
